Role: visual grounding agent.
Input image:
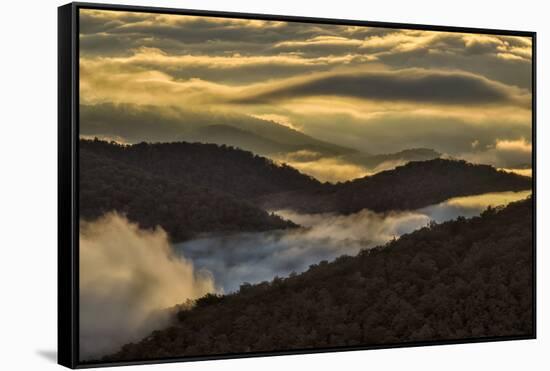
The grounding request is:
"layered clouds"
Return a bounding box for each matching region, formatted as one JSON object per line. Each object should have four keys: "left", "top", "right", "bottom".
{"left": 79, "top": 9, "right": 532, "bottom": 175}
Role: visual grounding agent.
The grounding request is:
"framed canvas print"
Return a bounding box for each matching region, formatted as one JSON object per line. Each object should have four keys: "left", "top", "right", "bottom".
{"left": 58, "top": 2, "right": 536, "bottom": 368}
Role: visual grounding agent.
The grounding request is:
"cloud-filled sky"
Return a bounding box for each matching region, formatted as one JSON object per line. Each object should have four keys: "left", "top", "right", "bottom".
{"left": 79, "top": 9, "right": 533, "bottom": 176}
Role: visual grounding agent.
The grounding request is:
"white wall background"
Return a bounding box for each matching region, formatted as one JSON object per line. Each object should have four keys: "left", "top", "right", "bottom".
{"left": 0, "top": 0, "right": 546, "bottom": 369}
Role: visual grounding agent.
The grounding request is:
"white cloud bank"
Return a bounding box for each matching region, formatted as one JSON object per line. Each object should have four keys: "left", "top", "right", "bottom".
{"left": 79, "top": 213, "right": 215, "bottom": 360}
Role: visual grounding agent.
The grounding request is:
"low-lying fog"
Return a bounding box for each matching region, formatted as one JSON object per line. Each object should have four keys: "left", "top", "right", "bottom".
{"left": 80, "top": 190, "right": 529, "bottom": 359}
{"left": 175, "top": 190, "right": 531, "bottom": 293}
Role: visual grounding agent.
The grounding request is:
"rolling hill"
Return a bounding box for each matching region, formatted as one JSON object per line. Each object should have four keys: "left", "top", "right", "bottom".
{"left": 80, "top": 144, "right": 296, "bottom": 242}
{"left": 80, "top": 138, "right": 322, "bottom": 200}
{"left": 81, "top": 140, "right": 530, "bottom": 207}
{"left": 102, "top": 198, "right": 533, "bottom": 362}
{"left": 260, "top": 158, "right": 532, "bottom": 213}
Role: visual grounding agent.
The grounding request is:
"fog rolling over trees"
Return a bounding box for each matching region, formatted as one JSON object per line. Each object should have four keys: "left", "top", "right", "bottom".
{"left": 104, "top": 198, "right": 533, "bottom": 362}
{"left": 78, "top": 138, "right": 532, "bottom": 361}
{"left": 175, "top": 190, "right": 530, "bottom": 293}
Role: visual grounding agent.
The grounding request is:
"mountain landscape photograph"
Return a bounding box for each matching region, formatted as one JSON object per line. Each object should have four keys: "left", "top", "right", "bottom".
{"left": 77, "top": 8, "right": 534, "bottom": 364}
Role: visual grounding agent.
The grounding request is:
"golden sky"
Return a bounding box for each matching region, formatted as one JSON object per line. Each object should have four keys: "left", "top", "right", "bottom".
{"left": 79, "top": 9, "right": 532, "bottom": 181}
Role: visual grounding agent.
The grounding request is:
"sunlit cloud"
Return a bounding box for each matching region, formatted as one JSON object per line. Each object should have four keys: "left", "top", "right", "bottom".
{"left": 272, "top": 150, "right": 412, "bottom": 182}
{"left": 441, "top": 190, "right": 532, "bottom": 209}
{"left": 79, "top": 8, "right": 532, "bottom": 169}
{"left": 273, "top": 35, "right": 367, "bottom": 52}
{"left": 495, "top": 137, "right": 532, "bottom": 153}
{"left": 498, "top": 168, "right": 532, "bottom": 177}
{"left": 273, "top": 152, "right": 370, "bottom": 182}
{"left": 84, "top": 46, "right": 370, "bottom": 70}
{"left": 250, "top": 113, "right": 302, "bottom": 132}
{"left": 459, "top": 137, "right": 532, "bottom": 168}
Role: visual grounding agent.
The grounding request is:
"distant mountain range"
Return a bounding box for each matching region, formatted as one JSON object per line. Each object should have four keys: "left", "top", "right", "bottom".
{"left": 182, "top": 125, "right": 443, "bottom": 172}
{"left": 260, "top": 158, "right": 532, "bottom": 214}
{"left": 80, "top": 103, "right": 356, "bottom": 158}
{"left": 103, "top": 197, "right": 533, "bottom": 361}
{"left": 346, "top": 148, "right": 441, "bottom": 169}
{"left": 80, "top": 139, "right": 531, "bottom": 241}
{"left": 80, "top": 103, "right": 442, "bottom": 171}
{"left": 182, "top": 124, "right": 354, "bottom": 158}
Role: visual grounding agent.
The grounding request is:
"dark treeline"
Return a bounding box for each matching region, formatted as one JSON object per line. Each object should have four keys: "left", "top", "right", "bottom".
{"left": 261, "top": 158, "right": 532, "bottom": 213}
{"left": 80, "top": 139, "right": 321, "bottom": 200}
{"left": 80, "top": 139, "right": 531, "bottom": 240}
{"left": 80, "top": 146, "right": 295, "bottom": 241}
{"left": 104, "top": 198, "right": 533, "bottom": 361}
{"left": 82, "top": 139, "right": 530, "bottom": 215}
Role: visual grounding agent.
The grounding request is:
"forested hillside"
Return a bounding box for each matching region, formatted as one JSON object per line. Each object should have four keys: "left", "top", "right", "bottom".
{"left": 82, "top": 140, "right": 531, "bottom": 217}
{"left": 80, "top": 139, "right": 322, "bottom": 200}
{"left": 261, "top": 159, "right": 532, "bottom": 213}
{"left": 80, "top": 146, "right": 295, "bottom": 241}
{"left": 104, "top": 198, "right": 533, "bottom": 362}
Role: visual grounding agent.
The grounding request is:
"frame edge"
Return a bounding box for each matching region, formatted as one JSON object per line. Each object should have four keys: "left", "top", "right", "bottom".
{"left": 72, "top": 1, "right": 536, "bottom": 36}
{"left": 58, "top": 2, "right": 78, "bottom": 369}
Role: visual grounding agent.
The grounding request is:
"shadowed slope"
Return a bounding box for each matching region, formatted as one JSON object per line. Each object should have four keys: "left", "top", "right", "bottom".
{"left": 103, "top": 198, "right": 533, "bottom": 362}
{"left": 260, "top": 158, "right": 532, "bottom": 213}
{"left": 80, "top": 147, "right": 296, "bottom": 241}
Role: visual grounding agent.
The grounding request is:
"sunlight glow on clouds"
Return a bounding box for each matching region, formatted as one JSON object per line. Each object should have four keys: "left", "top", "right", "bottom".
{"left": 274, "top": 152, "right": 370, "bottom": 182}
{"left": 79, "top": 9, "right": 532, "bottom": 172}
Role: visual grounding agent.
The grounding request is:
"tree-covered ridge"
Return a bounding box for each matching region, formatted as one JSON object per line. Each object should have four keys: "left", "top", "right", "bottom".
{"left": 80, "top": 145, "right": 296, "bottom": 242}
{"left": 261, "top": 158, "right": 532, "bottom": 213}
{"left": 103, "top": 198, "right": 533, "bottom": 362}
{"left": 81, "top": 139, "right": 531, "bottom": 217}
{"left": 79, "top": 139, "right": 322, "bottom": 200}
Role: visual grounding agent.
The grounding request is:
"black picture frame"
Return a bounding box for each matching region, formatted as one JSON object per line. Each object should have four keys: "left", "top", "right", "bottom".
{"left": 58, "top": 2, "right": 537, "bottom": 368}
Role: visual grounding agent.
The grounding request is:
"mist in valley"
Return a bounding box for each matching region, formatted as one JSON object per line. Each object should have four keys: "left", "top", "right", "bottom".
{"left": 79, "top": 190, "right": 530, "bottom": 359}
{"left": 175, "top": 190, "right": 531, "bottom": 293}
{"left": 79, "top": 213, "right": 216, "bottom": 360}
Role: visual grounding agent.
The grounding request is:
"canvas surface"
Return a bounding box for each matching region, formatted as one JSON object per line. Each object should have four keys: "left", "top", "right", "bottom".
{"left": 76, "top": 7, "right": 534, "bottom": 364}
